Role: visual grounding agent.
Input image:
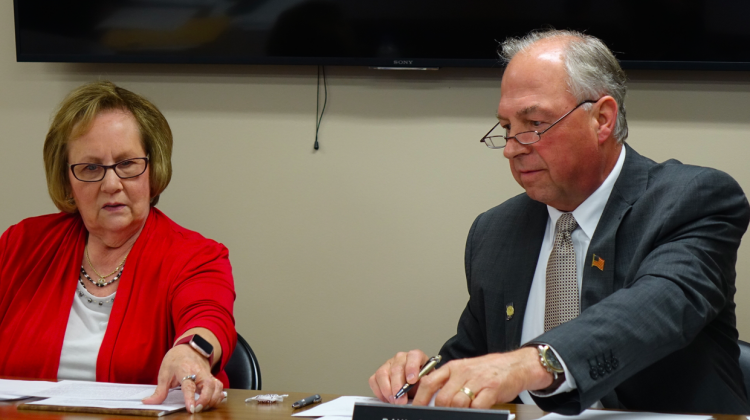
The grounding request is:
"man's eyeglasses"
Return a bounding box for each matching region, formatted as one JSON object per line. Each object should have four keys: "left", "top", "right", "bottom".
{"left": 480, "top": 99, "right": 598, "bottom": 149}
{"left": 70, "top": 157, "right": 149, "bottom": 182}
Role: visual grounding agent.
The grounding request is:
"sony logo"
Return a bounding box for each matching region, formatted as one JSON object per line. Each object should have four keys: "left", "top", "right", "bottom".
{"left": 393, "top": 60, "right": 413, "bottom": 65}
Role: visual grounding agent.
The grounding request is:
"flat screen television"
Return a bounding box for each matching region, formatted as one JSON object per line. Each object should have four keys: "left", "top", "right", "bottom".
{"left": 13, "top": 0, "right": 750, "bottom": 70}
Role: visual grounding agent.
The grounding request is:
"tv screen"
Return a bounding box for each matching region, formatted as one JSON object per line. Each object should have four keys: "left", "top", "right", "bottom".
{"left": 14, "top": 0, "right": 750, "bottom": 70}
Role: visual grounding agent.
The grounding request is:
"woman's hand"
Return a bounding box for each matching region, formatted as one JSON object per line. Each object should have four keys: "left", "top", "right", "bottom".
{"left": 142, "top": 330, "right": 225, "bottom": 413}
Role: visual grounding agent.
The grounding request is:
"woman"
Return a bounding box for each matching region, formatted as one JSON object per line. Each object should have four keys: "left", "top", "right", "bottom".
{"left": 0, "top": 81, "right": 236, "bottom": 413}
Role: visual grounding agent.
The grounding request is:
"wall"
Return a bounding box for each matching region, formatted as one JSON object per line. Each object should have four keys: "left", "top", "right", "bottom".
{"left": 3, "top": 2, "right": 750, "bottom": 395}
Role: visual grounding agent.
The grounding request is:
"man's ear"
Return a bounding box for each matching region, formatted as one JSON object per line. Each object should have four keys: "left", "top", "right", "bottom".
{"left": 594, "top": 96, "right": 618, "bottom": 144}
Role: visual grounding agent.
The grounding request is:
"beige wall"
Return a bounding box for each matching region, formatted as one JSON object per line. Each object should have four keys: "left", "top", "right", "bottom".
{"left": 3, "top": 3, "right": 750, "bottom": 396}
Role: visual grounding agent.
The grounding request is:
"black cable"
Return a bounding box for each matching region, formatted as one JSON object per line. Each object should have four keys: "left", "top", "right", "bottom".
{"left": 314, "top": 65, "right": 328, "bottom": 151}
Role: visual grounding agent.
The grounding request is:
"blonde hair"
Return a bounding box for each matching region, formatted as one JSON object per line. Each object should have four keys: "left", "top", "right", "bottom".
{"left": 43, "top": 81, "right": 173, "bottom": 213}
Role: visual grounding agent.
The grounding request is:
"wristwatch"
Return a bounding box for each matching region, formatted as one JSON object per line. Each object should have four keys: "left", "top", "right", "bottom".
{"left": 536, "top": 344, "right": 566, "bottom": 391}
{"left": 174, "top": 334, "right": 214, "bottom": 367}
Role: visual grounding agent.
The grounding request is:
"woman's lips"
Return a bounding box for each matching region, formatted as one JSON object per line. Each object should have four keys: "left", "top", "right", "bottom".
{"left": 102, "top": 203, "right": 125, "bottom": 211}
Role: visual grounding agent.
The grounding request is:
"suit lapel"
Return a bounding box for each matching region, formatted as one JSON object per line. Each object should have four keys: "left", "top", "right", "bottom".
{"left": 504, "top": 198, "right": 548, "bottom": 349}
{"left": 581, "top": 143, "right": 649, "bottom": 309}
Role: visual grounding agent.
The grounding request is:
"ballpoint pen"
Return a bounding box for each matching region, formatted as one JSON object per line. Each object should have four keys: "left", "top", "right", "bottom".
{"left": 292, "top": 394, "right": 322, "bottom": 409}
{"left": 394, "top": 355, "right": 441, "bottom": 400}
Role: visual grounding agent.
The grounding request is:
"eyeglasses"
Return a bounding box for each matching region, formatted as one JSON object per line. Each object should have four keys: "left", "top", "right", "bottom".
{"left": 70, "top": 157, "right": 149, "bottom": 182}
{"left": 480, "top": 99, "right": 598, "bottom": 149}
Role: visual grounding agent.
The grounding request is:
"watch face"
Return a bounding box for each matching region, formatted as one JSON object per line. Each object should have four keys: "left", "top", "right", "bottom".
{"left": 191, "top": 334, "right": 214, "bottom": 356}
{"left": 544, "top": 348, "right": 563, "bottom": 372}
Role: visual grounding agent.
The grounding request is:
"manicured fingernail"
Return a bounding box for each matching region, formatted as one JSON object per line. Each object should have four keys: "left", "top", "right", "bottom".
{"left": 189, "top": 404, "right": 195, "bottom": 413}
{"left": 406, "top": 373, "right": 415, "bottom": 381}
{"left": 195, "top": 404, "right": 203, "bottom": 413}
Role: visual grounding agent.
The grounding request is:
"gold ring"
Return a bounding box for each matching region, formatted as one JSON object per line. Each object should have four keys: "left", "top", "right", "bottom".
{"left": 459, "top": 386, "right": 475, "bottom": 401}
{"left": 182, "top": 374, "right": 197, "bottom": 383}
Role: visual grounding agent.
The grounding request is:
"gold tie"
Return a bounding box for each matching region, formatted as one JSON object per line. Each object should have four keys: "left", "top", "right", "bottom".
{"left": 544, "top": 213, "right": 579, "bottom": 332}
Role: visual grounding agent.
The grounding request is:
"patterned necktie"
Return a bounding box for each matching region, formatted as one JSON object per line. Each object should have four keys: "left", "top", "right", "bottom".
{"left": 544, "top": 213, "right": 579, "bottom": 332}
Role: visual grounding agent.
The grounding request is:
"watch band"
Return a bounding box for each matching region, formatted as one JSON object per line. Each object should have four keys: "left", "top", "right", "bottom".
{"left": 522, "top": 343, "right": 566, "bottom": 394}
{"left": 174, "top": 334, "right": 214, "bottom": 368}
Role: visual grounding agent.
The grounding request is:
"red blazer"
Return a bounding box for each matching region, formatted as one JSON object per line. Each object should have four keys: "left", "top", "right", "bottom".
{"left": 0, "top": 208, "right": 236, "bottom": 386}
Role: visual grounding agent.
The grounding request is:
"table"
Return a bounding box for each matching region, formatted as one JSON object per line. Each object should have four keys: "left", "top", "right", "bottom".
{"left": 1, "top": 390, "right": 746, "bottom": 420}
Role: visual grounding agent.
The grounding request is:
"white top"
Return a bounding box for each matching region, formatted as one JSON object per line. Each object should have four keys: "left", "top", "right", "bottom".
{"left": 57, "top": 281, "right": 115, "bottom": 381}
{"left": 518, "top": 146, "right": 626, "bottom": 405}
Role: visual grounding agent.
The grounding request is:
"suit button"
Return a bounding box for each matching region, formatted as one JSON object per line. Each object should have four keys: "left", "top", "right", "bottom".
{"left": 590, "top": 368, "right": 599, "bottom": 380}
{"left": 611, "top": 357, "right": 619, "bottom": 369}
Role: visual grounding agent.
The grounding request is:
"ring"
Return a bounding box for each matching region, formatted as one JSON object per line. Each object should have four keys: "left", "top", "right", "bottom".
{"left": 182, "top": 374, "right": 197, "bottom": 383}
{"left": 459, "top": 386, "right": 475, "bottom": 401}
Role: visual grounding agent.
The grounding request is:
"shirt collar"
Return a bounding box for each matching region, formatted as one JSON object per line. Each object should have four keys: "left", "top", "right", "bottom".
{"left": 547, "top": 146, "right": 626, "bottom": 239}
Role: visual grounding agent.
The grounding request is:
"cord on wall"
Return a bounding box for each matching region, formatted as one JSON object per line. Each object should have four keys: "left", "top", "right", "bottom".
{"left": 314, "top": 65, "right": 328, "bottom": 151}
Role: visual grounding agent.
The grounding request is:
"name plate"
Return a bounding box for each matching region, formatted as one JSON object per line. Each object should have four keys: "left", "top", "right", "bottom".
{"left": 353, "top": 402, "right": 510, "bottom": 420}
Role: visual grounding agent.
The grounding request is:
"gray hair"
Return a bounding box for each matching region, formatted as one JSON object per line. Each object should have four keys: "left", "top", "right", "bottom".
{"left": 499, "top": 29, "right": 628, "bottom": 143}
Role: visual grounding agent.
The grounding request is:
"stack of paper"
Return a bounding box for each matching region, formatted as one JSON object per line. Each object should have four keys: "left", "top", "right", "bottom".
{"left": 0, "top": 379, "right": 189, "bottom": 416}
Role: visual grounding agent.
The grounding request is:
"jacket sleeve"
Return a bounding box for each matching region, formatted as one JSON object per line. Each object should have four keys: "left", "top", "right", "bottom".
{"left": 532, "top": 168, "right": 750, "bottom": 412}
{"left": 439, "top": 213, "right": 489, "bottom": 363}
{"left": 170, "top": 239, "right": 237, "bottom": 373}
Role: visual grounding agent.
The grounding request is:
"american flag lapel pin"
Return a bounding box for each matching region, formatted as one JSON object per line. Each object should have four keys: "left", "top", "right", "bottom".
{"left": 592, "top": 254, "right": 605, "bottom": 271}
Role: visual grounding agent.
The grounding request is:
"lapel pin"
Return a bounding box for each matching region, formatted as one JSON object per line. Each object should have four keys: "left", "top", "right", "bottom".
{"left": 592, "top": 254, "right": 605, "bottom": 271}
{"left": 506, "top": 303, "right": 514, "bottom": 321}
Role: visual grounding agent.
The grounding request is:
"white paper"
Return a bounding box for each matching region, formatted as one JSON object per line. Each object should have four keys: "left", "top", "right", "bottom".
{"left": 292, "top": 396, "right": 383, "bottom": 417}
{"left": 33, "top": 380, "right": 158, "bottom": 400}
{"left": 0, "top": 394, "right": 30, "bottom": 401}
{"left": 0, "top": 379, "right": 57, "bottom": 397}
{"left": 26, "top": 397, "right": 184, "bottom": 414}
{"left": 543, "top": 409, "right": 712, "bottom": 420}
{"left": 25, "top": 388, "right": 188, "bottom": 415}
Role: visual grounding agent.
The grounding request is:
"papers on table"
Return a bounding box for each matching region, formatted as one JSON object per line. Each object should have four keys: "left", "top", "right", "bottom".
{"left": 543, "top": 409, "right": 712, "bottom": 420}
{"left": 34, "top": 380, "right": 159, "bottom": 400}
{"left": 0, "top": 378, "right": 56, "bottom": 399}
{"left": 0, "top": 394, "right": 31, "bottom": 401}
{"left": 0, "top": 378, "right": 192, "bottom": 416}
{"left": 292, "top": 396, "right": 382, "bottom": 417}
{"left": 24, "top": 389, "right": 188, "bottom": 415}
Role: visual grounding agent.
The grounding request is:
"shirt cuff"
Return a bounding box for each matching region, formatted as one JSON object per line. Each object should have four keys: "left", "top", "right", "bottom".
{"left": 529, "top": 344, "right": 577, "bottom": 397}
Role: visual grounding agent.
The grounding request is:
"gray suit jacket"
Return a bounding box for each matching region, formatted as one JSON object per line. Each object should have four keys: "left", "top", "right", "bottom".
{"left": 439, "top": 144, "right": 750, "bottom": 414}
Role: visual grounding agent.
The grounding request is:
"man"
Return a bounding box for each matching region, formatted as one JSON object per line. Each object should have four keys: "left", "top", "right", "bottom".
{"left": 369, "top": 29, "right": 750, "bottom": 415}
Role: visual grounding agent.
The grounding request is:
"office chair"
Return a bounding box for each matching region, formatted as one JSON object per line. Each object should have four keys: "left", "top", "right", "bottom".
{"left": 738, "top": 340, "right": 750, "bottom": 398}
{"left": 224, "top": 333, "right": 262, "bottom": 390}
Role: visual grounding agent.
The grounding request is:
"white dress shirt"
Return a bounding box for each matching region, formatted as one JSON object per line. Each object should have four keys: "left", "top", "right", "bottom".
{"left": 518, "top": 146, "right": 626, "bottom": 405}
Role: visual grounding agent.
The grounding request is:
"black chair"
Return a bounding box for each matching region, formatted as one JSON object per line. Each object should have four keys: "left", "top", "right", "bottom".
{"left": 738, "top": 340, "right": 750, "bottom": 398}
{"left": 224, "top": 333, "right": 261, "bottom": 390}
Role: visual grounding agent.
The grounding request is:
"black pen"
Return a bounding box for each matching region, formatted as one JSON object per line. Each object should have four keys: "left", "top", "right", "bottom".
{"left": 292, "top": 394, "right": 322, "bottom": 409}
{"left": 394, "top": 355, "right": 441, "bottom": 400}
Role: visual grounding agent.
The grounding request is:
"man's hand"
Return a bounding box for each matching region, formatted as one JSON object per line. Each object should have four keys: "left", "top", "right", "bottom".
{"left": 411, "top": 347, "right": 553, "bottom": 409}
{"left": 369, "top": 350, "right": 430, "bottom": 404}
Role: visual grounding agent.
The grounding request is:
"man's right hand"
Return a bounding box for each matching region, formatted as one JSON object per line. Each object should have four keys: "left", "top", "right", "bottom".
{"left": 369, "top": 349, "right": 430, "bottom": 404}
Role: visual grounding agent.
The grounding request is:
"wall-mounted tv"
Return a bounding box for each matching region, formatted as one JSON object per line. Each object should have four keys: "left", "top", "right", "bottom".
{"left": 14, "top": 0, "right": 750, "bottom": 70}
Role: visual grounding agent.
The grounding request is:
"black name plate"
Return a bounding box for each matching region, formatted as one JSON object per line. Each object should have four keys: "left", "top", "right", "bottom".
{"left": 353, "top": 402, "right": 510, "bottom": 420}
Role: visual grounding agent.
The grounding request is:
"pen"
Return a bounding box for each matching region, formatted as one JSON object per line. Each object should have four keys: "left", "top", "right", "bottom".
{"left": 394, "top": 355, "right": 441, "bottom": 400}
{"left": 292, "top": 394, "right": 322, "bottom": 409}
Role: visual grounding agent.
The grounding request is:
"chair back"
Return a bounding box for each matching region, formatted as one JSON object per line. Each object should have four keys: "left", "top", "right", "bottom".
{"left": 738, "top": 340, "right": 750, "bottom": 398}
{"left": 224, "top": 333, "right": 261, "bottom": 390}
